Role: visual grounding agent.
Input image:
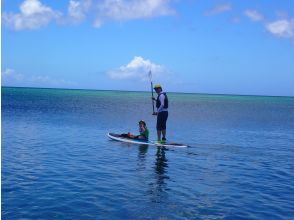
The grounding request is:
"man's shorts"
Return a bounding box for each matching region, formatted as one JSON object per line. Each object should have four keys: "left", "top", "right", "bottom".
{"left": 157, "top": 111, "right": 168, "bottom": 130}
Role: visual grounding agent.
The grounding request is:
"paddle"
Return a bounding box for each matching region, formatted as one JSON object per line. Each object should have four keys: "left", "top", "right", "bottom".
{"left": 148, "top": 70, "right": 155, "bottom": 114}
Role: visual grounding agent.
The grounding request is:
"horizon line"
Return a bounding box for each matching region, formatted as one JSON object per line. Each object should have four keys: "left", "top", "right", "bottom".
{"left": 2, "top": 86, "right": 294, "bottom": 99}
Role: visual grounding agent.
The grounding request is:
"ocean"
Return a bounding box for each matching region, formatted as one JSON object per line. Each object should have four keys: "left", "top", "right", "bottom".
{"left": 2, "top": 87, "right": 294, "bottom": 219}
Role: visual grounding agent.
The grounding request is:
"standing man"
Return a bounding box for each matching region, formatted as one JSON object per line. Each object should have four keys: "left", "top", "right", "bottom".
{"left": 152, "top": 84, "right": 168, "bottom": 142}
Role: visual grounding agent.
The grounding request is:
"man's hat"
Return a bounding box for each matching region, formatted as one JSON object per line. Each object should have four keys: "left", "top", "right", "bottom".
{"left": 153, "top": 84, "right": 162, "bottom": 89}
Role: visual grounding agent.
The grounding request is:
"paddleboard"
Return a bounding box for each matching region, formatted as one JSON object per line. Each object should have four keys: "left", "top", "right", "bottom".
{"left": 107, "top": 133, "right": 188, "bottom": 148}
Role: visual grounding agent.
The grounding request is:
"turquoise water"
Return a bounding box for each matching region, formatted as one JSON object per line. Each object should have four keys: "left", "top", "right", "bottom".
{"left": 2, "top": 87, "right": 294, "bottom": 219}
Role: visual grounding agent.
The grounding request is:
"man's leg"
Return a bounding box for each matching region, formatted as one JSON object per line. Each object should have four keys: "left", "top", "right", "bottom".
{"left": 157, "top": 113, "right": 162, "bottom": 141}
{"left": 162, "top": 130, "right": 166, "bottom": 141}
{"left": 157, "top": 130, "right": 161, "bottom": 141}
{"left": 162, "top": 111, "right": 168, "bottom": 141}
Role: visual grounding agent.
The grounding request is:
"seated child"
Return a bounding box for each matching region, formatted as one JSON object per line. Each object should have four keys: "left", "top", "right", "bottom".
{"left": 121, "top": 120, "right": 149, "bottom": 141}
{"left": 136, "top": 120, "right": 149, "bottom": 140}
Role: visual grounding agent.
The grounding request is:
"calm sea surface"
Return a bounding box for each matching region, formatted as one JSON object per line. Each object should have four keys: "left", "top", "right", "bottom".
{"left": 2, "top": 87, "right": 294, "bottom": 219}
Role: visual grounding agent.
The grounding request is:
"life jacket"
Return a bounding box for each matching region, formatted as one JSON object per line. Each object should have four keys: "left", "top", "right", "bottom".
{"left": 156, "top": 92, "right": 168, "bottom": 109}
{"left": 140, "top": 127, "right": 149, "bottom": 140}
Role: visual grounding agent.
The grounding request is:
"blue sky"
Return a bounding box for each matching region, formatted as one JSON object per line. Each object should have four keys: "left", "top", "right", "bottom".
{"left": 2, "top": 0, "right": 294, "bottom": 96}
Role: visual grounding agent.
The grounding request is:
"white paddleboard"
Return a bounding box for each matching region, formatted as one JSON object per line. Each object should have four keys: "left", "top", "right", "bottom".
{"left": 107, "top": 133, "right": 188, "bottom": 148}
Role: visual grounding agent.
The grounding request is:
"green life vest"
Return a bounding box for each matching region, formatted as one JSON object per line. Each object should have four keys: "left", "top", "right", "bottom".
{"left": 140, "top": 128, "right": 149, "bottom": 139}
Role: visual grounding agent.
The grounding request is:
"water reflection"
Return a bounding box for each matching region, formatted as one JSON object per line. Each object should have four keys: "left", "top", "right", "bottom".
{"left": 154, "top": 147, "right": 169, "bottom": 178}
{"left": 139, "top": 145, "right": 148, "bottom": 155}
{"left": 148, "top": 147, "right": 170, "bottom": 203}
{"left": 137, "top": 145, "right": 149, "bottom": 171}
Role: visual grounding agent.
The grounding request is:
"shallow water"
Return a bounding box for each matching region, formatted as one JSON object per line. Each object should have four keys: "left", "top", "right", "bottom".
{"left": 2, "top": 87, "right": 294, "bottom": 219}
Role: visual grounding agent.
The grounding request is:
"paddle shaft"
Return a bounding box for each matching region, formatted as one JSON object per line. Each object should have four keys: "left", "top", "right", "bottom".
{"left": 151, "top": 81, "right": 155, "bottom": 113}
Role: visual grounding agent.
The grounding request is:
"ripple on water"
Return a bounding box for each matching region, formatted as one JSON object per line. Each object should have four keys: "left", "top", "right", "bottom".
{"left": 2, "top": 88, "right": 294, "bottom": 219}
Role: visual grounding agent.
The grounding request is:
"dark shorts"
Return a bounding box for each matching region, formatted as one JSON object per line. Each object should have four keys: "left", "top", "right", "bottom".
{"left": 157, "top": 111, "right": 168, "bottom": 130}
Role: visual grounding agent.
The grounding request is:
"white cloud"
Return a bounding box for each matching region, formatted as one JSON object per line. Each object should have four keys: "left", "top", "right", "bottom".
{"left": 107, "top": 56, "right": 168, "bottom": 81}
{"left": 2, "top": 68, "right": 24, "bottom": 81}
{"left": 28, "top": 75, "right": 76, "bottom": 87}
{"left": 244, "top": 10, "right": 263, "bottom": 22}
{"left": 68, "top": 0, "right": 91, "bottom": 23}
{"left": 94, "top": 0, "right": 175, "bottom": 28}
{"left": 266, "top": 19, "right": 294, "bottom": 38}
{"left": 2, "top": 0, "right": 61, "bottom": 30}
{"left": 243, "top": 10, "right": 294, "bottom": 40}
{"left": 205, "top": 3, "right": 232, "bottom": 16}
{"left": 3, "top": 0, "right": 176, "bottom": 29}
{"left": 2, "top": 68, "right": 14, "bottom": 76}
{"left": 2, "top": 68, "right": 76, "bottom": 87}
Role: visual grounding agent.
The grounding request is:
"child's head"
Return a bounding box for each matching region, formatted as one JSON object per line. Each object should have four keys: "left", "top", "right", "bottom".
{"left": 138, "top": 120, "right": 146, "bottom": 127}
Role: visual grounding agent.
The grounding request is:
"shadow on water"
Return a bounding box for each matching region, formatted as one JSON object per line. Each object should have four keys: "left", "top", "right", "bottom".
{"left": 139, "top": 144, "right": 149, "bottom": 155}
{"left": 137, "top": 145, "right": 149, "bottom": 170}
{"left": 148, "top": 147, "right": 170, "bottom": 203}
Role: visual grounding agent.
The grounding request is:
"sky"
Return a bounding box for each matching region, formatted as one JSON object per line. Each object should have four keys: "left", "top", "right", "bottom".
{"left": 2, "top": 0, "right": 294, "bottom": 96}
